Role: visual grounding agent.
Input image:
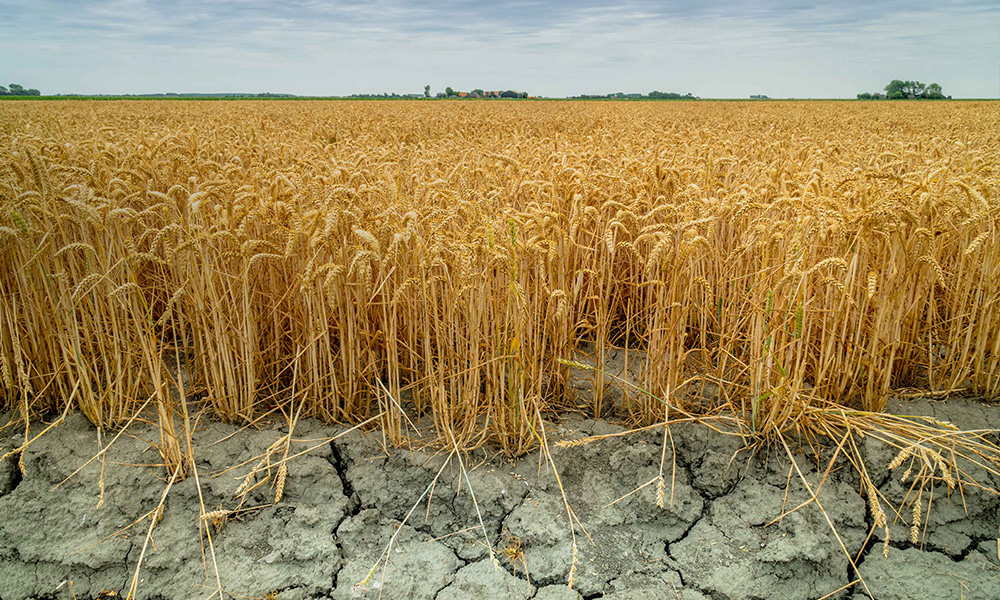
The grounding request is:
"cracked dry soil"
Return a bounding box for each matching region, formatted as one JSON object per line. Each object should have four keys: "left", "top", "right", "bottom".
{"left": 1, "top": 397, "right": 998, "bottom": 600}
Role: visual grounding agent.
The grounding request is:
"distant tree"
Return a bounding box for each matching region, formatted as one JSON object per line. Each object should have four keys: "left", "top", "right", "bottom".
{"left": 472, "top": 88, "right": 484, "bottom": 96}
{"left": 884, "top": 80, "right": 905, "bottom": 98}
{"left": 2, "top": 83, "right": 40, "bottom": 96}
{"left": 882, "top": 80, "right": 946, "bottom": 99}
{"left": 925, "top": 83, "right": 944, "bottom": 99}
{"left": 424, "top": 85, "right": 431, "bottom": 98}
{"left": 645, "top": 91, "right": 696, "bottom": 100}
{"left": 857, "top": 92, "right": 872, "bottom": 100}
{"left": 445, "top": 86, "right": 457, "bottom": 97}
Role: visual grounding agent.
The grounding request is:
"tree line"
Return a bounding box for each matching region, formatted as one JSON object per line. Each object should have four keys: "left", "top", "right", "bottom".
{"left": 439, "top": 87, "right": 529, "bottom": 98}
{"left": 0, "top": 83, "right": 42, "bottom": 96}
{"left": 858, "top": 80, "right": 948, "bottom": 100}
{"left": 571, "top": 91, "right": 697, "bottom": 100}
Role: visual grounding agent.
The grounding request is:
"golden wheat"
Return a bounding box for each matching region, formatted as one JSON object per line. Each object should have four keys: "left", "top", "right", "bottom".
{"left": 0, "top": 99, "right": 998, "bottom": 456}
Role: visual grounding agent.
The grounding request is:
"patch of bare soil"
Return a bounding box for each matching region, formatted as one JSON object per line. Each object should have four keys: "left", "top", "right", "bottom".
{"left": 1, "top": 397, "right": 998, "bottom": 600}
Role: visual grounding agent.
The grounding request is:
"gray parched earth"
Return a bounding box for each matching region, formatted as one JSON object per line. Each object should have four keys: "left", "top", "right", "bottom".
{"left": 1, "top": 397, "right": 998, "bottom": 600}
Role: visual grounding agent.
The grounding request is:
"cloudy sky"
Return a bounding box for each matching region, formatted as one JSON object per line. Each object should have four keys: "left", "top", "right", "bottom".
{"left": 1, "top": 0, "right": 998, "bottom": 98}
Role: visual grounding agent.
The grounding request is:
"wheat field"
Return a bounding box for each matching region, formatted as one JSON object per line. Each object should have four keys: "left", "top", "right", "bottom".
{"left": 1, "top": 100, "right": 998, "bottom": 464}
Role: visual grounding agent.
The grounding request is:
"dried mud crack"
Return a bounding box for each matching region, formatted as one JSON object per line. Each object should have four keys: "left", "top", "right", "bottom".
{"left": 2, "top": 397, "right": 999, "bottom": 600}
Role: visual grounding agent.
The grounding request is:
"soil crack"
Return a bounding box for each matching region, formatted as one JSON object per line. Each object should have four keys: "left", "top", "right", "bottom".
{"left": 952, "top": 535, "right": 995, "bottom": 561}
{"left": 664, "top": 498, "right": 708, "bottom": 559}
{"left": 328, "top": 440, "right": 360, "bottom": 516}
{"left": 10, "top": 459, "right": 23, "bottom": 492}
{"left": 331, "top": 555, "right": 341, "bottom": 591}
{"left": 1, "top": 451, "right": 24, "bottom": 496}
{"left": 847, "top": 495, "right": 878, "bottom": 595}
{"left": 119, "top": 540, "right": 137, "bottom": 598}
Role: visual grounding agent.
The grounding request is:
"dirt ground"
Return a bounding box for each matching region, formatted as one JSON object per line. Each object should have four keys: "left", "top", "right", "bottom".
{"left": 1, "top": 397, "right": 998, "bottom": 600}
